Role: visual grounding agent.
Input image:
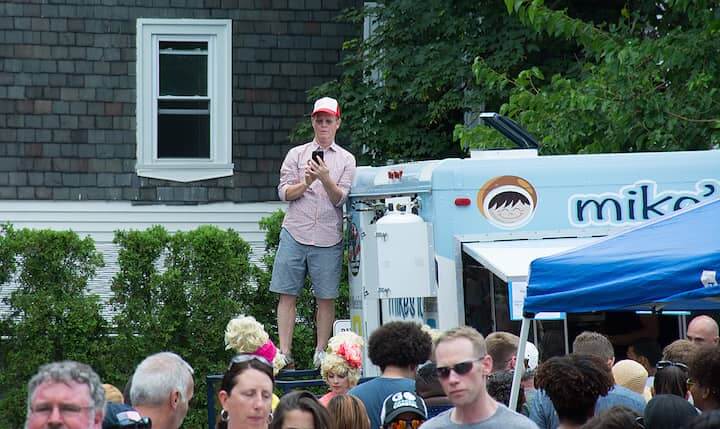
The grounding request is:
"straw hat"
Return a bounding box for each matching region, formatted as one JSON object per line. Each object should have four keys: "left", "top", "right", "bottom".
{"left": 612, "top": 359, "right": 650, "bottom": 400}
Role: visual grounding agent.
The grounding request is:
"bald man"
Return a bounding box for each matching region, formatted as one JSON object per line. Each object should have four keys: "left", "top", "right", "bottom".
{"left": 687, "top": 315, "right": 720, "bottom": 345}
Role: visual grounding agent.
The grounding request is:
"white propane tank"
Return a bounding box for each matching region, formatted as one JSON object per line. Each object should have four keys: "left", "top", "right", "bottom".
{"left": 375, "top": 207, "right": 435, "bottom": 298}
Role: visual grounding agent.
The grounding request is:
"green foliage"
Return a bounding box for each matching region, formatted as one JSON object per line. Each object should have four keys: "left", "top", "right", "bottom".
{"left": 0, "top": 227, "right": 106, "bottom": 429}
{"left": 0, "top": 219, "right": 346, "bottom": 429}
{"left": 293, "top": 0, "right": 555, "bottom": 163}
{"left": 459, "top": 1, "right": 720, "bottom": 153}
{"left": 110, "top": 225, "right": 254, "bottom": 429}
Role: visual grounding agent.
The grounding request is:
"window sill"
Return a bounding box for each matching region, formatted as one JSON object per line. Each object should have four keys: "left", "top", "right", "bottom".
{"left": 136, "top": 163, "right": 234, "bottom": 182}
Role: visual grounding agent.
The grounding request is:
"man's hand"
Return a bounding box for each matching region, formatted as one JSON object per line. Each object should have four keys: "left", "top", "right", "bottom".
{"left": 308, "top": 158, "right": 331, "bottom": 184}
{"left": 304, "top": 168, "right": 317, "bottom": 187}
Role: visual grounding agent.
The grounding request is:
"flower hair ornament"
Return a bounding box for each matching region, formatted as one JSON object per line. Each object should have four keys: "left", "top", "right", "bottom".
{"left": 321, "top": 331, "right": 365, "bottom": 385}
{"left": 224, "top": 315, "right": 287, "bottom": 374}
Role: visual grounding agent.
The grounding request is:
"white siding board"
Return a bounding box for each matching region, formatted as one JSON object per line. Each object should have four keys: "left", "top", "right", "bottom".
{"left": 0, "top": 201, "right": 286, "bottom": 319}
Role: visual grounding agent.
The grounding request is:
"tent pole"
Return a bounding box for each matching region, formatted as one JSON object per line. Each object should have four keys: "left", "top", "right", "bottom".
{"left": 510, "top": 317, "right": 531, "bottom": 411}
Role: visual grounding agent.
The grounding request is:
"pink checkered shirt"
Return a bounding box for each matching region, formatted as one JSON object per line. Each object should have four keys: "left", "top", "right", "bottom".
{"left": 278, "top": 140, "right": 356, "bottom": 247}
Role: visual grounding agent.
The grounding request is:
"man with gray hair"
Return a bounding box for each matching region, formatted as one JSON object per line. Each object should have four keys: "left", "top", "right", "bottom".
{"left": 25, "top": 360, "right": 105, "bottom": 429}
{"left": 130, "top": 352, "right": 194, "bottom": 429}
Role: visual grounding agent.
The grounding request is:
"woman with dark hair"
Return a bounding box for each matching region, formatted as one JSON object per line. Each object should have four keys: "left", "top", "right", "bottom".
{"left": 218, "top": 354, "right": 275, "bottom": 429}
{"left": 535, "top": 354, "right": 615, "bottom": 429}
{"left": 652, "top": 361, "right": 688, "bottom": 398}
{"left": 270, "top": 390, "right": 334, "bottom": 429}
{"left": 580, "top": 406, "right": 640, "bottom": 429}
{"left": 327, "top": 394, "right": 370, "bottom": 429}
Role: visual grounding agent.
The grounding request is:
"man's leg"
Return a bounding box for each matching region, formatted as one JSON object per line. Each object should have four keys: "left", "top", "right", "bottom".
{"left": 277, "top": 293, "right": 297, "bottom": 356}
{"left": 316, "top": 298, "right": 335, "bottom": 351}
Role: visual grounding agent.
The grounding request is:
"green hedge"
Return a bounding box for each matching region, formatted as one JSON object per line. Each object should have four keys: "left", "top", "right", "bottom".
{"left": 0, "top": 212, "right": 349, "bottom": 429}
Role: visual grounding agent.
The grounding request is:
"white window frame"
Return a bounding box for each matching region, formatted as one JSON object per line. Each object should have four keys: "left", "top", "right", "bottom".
{"left": 136, "top": 19, "right": 233, "bottom": 182}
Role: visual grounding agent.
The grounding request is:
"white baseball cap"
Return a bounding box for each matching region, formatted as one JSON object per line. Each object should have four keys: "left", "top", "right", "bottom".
{"left": 312, "top": 97, "right": 341, "bottom": 117}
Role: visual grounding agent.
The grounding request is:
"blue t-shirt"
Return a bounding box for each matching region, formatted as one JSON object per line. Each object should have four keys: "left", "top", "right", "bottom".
{"left": 349, "top": 377, "right": 415, "bottom": 429}
{"left": 528, "top": 385, "right": 646, "bottom": 429}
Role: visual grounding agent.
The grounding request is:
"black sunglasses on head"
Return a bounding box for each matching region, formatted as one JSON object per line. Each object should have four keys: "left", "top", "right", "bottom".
{"left": 435, "top": 357, "right": 483, "bottom": 379}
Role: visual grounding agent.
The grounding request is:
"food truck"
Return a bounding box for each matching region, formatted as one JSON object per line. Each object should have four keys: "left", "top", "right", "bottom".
{"left": 347, "top": 114, "right": 720, "bottom": 375}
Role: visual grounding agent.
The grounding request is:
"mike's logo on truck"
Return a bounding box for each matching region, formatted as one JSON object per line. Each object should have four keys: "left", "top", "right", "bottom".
{"left": 569, "top": 179, "right": 719, "bottom": 226}
{"left": 478, "top": 176, "right": 538, "bottom": 229}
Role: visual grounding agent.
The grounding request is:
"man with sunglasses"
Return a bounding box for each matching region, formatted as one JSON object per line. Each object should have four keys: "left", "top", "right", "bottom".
{"left": 380, "top": 391, "right": 428, "bottom": 429}
{"left": 421, "top": 326, "right": 537, "bottom": 428}
{"left": 271, "top": 96, "right": 356, "bottom": 369}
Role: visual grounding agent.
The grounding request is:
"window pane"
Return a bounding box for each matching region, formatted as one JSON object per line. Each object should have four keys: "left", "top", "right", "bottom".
{"left": 158, "top": 113, "right": 210, "bottom": 158}
{"left": 159, "top": 41, "right": 208, "bottom": 96}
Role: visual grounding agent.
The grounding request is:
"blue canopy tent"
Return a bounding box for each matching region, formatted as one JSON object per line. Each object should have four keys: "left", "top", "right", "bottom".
{"left": 509, "top": 197, "right": 720, "bottom": 409}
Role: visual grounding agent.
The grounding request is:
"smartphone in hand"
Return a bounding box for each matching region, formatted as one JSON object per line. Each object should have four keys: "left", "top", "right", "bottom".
{"left": 311, "top": 150, "right": 324, "bottom": 163}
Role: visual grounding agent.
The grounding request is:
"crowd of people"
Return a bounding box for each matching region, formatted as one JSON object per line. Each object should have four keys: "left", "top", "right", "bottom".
{"left": 21, "top": 98, "right": 720, "bottom": 429}
{"left": 23, "top": 314, "right": 720, "bottom": 429}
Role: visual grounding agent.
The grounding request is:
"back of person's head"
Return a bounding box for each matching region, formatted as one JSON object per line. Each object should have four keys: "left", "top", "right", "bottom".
{"left": 487, "top": 370, "right": 524, "bottom": 412}
{"left": 433, "top": 325, "right": 487, "bottom": 359}
{"left": 580, "top": 406, "right": 640, "bottom": 429}
{"left": 380, "top": 391, "right": 427, "bottom": 429}
{"left": 327, "top": 394, "right": 369, "bottom": 429}
{"left": 573, "top": 331, "right": 615, "bottom": 363}
{"left": 535, "top": 353, "right": 614, "bottom": 426}
{"left": 662, "top": 339, "right": 696, "bottom": 365}
{"left": 629, "top": 339, "right": 662, "bottom": 370}
{"left": 270, "top": 390, "right": 332, "bottom": 429}
{"left": 683, "top": 410, "right": 720, "bottom": 429}
{"left": 103, "top": 383, "right": 124, "bottom": 404}
{"left": 368, "top": 321, "right": 432, "bottom": 372}
{"left": 653, "top": 361, "right": 688, "bottom": 398}
{"left": 612, "top": 360, "right": 648, "bottom": 397}
{"left": 130, "top": 352, "right": 194, "bottom": 407}
{"left": 415, "top": 362, "right": 445, "bottom": 399}
{"left": 27, "top": 361, "right": 106, "bottom": 416}
{"left": 688, "top": 344, "right": 720, "bottom": 410}
{"left": 486, "top": 332, "right": 520, "bottom": 372}
{"left": 643, "top": 394, "right": 698, "bottom": 429}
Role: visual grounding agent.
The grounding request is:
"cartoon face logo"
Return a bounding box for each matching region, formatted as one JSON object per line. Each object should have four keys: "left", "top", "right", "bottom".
{"left": 478, "top": 176, "right": 538, "bottom": 229}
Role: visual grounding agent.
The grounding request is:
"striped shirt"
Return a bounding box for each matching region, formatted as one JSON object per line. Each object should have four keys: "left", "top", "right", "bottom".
{"left": 278, "top": 140, "right": 356, "bottom": 247}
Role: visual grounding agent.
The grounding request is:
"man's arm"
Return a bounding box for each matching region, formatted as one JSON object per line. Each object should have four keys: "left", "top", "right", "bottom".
{"left": 278, "top": 147, "right": 310, "bottom": 201}
{"left": 310, "top": 154, "right": 356, "bottom": 207}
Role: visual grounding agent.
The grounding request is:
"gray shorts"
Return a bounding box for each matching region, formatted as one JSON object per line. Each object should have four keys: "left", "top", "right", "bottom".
{"left": 269, "top": 228, "right": 343, "bottom": 299}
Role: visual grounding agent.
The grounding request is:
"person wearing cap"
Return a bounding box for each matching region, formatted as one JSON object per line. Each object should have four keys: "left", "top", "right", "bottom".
{"left": 380, "top": 391, "right": 428, "bottom": 429}
{"left": 270, "top": 96, "right": 356, "bottom": 369}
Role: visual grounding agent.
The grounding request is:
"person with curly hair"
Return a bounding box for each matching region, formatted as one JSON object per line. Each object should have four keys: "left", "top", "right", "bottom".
{"left": 224, "top": 315, "right": 286, "bottom": 410}
{"left": 487, "top": 370, "right": 525, "bottom": 413}
{"left": 687, "top": 343, "right": 720, "bottom": 411}
{"left": 348, "top": 321, "right": 432, "bottom": 429}
{"left": 529, "top": 332, "right": 646, "bottom": 429}
{"left": 534, "top": 354, "right": 614, "bottom": 428}
{"left": 319, "top": 331, "right": 364, "bottom": 406}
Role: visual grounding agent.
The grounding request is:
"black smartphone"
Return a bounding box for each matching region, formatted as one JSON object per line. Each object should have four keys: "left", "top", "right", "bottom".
{"left": 311, "top": 150, "right": 324, "bottom": 163}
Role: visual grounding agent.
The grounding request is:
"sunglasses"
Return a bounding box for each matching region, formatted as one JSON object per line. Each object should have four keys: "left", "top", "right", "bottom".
{"left": 686, "top": 378, "right": 695, "bottom": 388}
{"left": 656, "top": 360, "right": 688, "bottom": 371}
{"left": 635, "top": 416, "right": 645, "bottom": 429}
{"left": 228, "top": 354, "right": 272, "bottom": 370}
{"left": 384, "top": 419, "right": 424, "bottom": 429}
{"left": 435, "top": 357, "right": 483, "bottom": 379}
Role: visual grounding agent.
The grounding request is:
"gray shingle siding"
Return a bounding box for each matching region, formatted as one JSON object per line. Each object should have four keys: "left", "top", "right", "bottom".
{"left": 1, "top": 0, "right": 361, "bottom": 204}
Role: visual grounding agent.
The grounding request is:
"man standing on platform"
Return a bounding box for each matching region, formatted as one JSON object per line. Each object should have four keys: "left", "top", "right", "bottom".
{"left": 270, "top": 96, "right": 356, "bottom": 368}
